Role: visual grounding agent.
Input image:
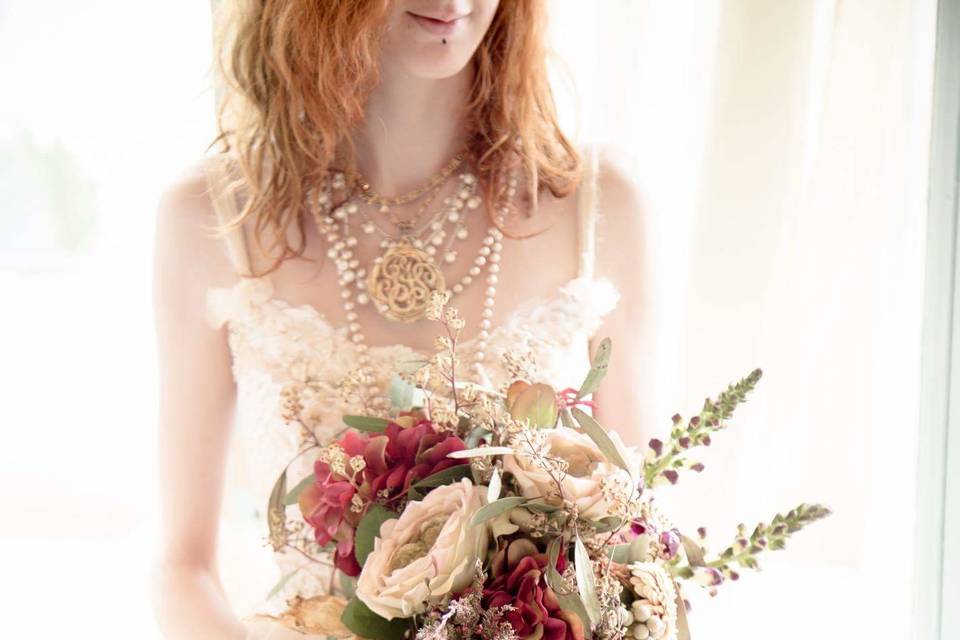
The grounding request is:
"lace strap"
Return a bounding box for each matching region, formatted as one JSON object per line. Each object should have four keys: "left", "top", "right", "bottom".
{"left": 203, "top": 155, "right": 253, "bottom": 277}
{"left": 577, "top": 144, "right": 600, "bottom": 279}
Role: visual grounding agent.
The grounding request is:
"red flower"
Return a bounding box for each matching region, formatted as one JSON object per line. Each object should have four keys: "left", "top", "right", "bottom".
{"left": 363, "top": 420, "right": 468, "bottom": 499}
{"left": 298, "top": 419, "right": 468, "bottom": 577}
{"left": 298, "top": 430, "right": 370, "bottom": 575}
{"left": 482, "top": 539, "right": 585, "bottom": 640}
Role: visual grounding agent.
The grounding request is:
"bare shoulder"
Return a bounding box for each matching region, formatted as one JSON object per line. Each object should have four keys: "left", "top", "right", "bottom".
{"left": 154, "top": 157, "right": 236, "bottom": 290}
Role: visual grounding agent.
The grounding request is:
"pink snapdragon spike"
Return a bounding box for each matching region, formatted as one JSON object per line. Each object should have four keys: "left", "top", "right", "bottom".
{"left": 659, "top": 530, "right": 681, "bottom": 560}
{"left": 648, "top": 438, "right": 663, "bottom": 457}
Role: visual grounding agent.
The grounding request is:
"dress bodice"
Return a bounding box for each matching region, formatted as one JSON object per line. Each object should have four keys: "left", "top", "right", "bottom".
{"left": 202, "top": 146, "right": 619, "bottom": 616}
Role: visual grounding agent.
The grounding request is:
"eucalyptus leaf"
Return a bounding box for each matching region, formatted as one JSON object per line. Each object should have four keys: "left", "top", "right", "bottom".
{"left": 577, "top": 337, "right": 612, "bottom": 399}
{"left": 409, "top": 464, "right": 472, "bottom": 492}
{"left": 388, "top": 375, "right": 415, "bottom": 411}
{"left": 343, "top": 415, "right": 390, "bottom": 432}
{"left": 571, "top": 407, "right": 632, "bottom": 474}
{"left": 470, "top": 496, "right": 528, "bottom": 527}
{"left": 545, "top": 539, "right": 592, "bottom": 637}
{"left": 584, "top": 516, "right": 624, "bottom": 534}
{"left": 283, "top": 473, "right": 315, "bottom": 506}
{"left": 354, "top": 505, "right": 397, "bottom": 566}
{"left": 673, "top": 579, "right": 692, "bottom": 640}
{"left": 606, "top": 544, "right": 632, "bottom": 563}
{"left": 487, "top": 467, "right": 502, "bottom": 503}
{"left": 574, "top": 534, "right": 602, "bottom": 626}
{"left": 680, "top": 533, "right": 706, "bottom": 568}
{"left": 560, "top": 407, "right": 577, "bottom": 429}
{"left": 340, "top": 596, "right": 408, "bottom": 640}
{"left": 525, "top": 500, "right": 562, "bottom": 513}
{"left": 447, "top": 446, "right": 516, "bottom": 459}
{"left": 339, "top": 573, "right": 357, "bottom": 600}
{"left": 267, "top": 468, "right": 288, "bottom": 551}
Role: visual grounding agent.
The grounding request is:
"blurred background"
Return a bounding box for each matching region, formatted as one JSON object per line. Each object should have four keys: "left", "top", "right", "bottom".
{"left": 0, "top": 0, "right": 954, "bottom": 638}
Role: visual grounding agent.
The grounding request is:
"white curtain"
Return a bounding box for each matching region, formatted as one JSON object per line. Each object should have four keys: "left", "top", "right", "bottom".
{"left": 549, "top": 0, "right": 935, "bottom": 637}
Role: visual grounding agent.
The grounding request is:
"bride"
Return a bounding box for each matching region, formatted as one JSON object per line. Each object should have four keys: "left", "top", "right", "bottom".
{"left": 152, "top": 1, "right": 646, "bottom": 638}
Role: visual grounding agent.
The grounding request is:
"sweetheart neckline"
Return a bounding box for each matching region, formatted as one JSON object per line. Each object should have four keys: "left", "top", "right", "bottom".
{"left": 219, "top": 274, "right": 619, "bottom": 356}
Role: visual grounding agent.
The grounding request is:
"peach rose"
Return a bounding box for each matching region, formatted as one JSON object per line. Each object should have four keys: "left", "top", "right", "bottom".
{"left": 355, "top": 479, "right": 488, "bottom": 619}
{"left": 503, "top": 425, "right": 641, "bottom": 520}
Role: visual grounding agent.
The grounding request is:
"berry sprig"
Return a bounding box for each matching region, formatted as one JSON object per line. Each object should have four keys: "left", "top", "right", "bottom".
{"left": 643, "top": 368, "right": 763, "bottom": 487}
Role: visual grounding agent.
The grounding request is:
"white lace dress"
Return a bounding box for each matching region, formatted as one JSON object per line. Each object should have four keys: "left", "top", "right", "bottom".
{"left": 202, "top": 148, "right": 619, "bottom": 633}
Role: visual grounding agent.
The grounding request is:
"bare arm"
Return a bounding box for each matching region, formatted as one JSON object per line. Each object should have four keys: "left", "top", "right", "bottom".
{"left": 150, "top": 163, "right": 247, "bottom": 640}
{"left": 590, "top": 145, "right": 655, "bottom": 447}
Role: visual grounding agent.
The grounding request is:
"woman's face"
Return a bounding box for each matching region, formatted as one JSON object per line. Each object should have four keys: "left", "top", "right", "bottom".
{"left": 381, "top": 0, "right": 501, "bottom": 79}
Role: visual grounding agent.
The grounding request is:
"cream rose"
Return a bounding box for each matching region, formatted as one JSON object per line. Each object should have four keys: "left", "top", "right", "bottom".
{"left": 355, "top": 478, "right": 488, "bottom": 620}
{"left": 503, "top": 425, "right": 641, "bottom": 520}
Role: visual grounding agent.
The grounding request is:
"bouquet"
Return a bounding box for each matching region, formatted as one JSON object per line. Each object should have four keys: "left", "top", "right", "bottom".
{"left": 266, "top": 292, "right": 830, "bottom": 640}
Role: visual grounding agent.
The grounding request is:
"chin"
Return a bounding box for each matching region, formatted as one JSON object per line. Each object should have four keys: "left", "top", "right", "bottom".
{"left": 381, "top": 1, "right": 500, "bottom": 79}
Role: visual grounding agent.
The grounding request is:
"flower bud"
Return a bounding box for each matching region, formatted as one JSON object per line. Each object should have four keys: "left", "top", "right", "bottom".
{"left": 648, "top": 438, "right": 663, "bottom": 457}
{"left": 659, "top": 530, "right": 680, "bottom": 559}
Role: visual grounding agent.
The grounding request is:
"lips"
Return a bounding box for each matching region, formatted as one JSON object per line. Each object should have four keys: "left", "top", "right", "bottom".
{"left": 407, "top": 10, "right": 467, "bottom": 37}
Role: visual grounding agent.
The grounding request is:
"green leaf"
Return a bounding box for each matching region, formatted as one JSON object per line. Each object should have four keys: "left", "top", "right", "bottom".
{"left": 544, "top": 538, "right": 591, "bottom": 637}
{"left": 408, "top": 464, "right": 472, "bottom": 492}
{"left": 343, "top": 415, "right": 390, "bottom": 432}
{"left": 571, "top": 407, "right": 633, "bottom": 475}
{"left": 283, "top": 473, "right": 315, "bottom": 506}
{"left": 470, "top": 496, "right": 528, "bottom": 527}
{"left": 340, "top": 596, "right": 409, "bottom": 640}
{"left": 680, "top": 533, "right": 706, "bottom": 567}
{"left": 447, "top": 446, "right": 516, "bottom": 459}
{"left": 266, "top": 567, "right": 301, "bottom": 600}
{"left": 388, "top": 375, "right": 415, "bottom": 411}
{"left": 267, "top": 468, "right": 288, "bottom": 551}
{"left": 584, "top": 516, "right": 623, "bottom": 534}
{"left": 509, "top": 382, "right": 559, "bottom": 428}
{"left": 525, "top": 500, "right": 562, "bottom": 513}
{"left": 574, "top": 534, "right": 602, "bottom": 626}
{"left": 673, "top": 579, "right": 692, "bottom": 640}
{"left": 354, "top": 505, "right": 397, "bottom": 566}
{"left": 487, "top": 467, "right": 502, "bottom": 503}
{"left": 577, "top": 337, "right": 612, "bottom": 399}
{"left": 560, "top": 408, "right": 577, "bottom": 429}
{"left": 339, "top": 573, "right": 357, "bottom": 600}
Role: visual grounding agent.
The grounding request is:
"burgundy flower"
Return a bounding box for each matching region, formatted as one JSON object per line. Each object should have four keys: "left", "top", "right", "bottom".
{"left": 482, "top": 539, "right": 585, "bottom": 640}
{"left": 298, "top": 419, "right": 468, "bottom": 576}
{"left": 362, "top": 419, "right": 468, "bottom": 500}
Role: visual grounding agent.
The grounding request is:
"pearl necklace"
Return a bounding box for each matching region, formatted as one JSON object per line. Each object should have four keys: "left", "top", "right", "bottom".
{"left": 307, "top": 170, "right": 509, "bottom": 396}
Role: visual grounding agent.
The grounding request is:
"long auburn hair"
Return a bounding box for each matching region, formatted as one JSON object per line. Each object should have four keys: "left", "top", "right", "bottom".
{"left": 211, "top": 0, "right": 581, "bottom": 273}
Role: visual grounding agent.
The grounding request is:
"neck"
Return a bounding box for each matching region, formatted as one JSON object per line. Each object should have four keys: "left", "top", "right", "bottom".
{"left": 353, "top": 63, "right": 473, "bottom": 196}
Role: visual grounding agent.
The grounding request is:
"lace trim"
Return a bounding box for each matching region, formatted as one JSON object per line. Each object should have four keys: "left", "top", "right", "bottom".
{"left": 206, "top": 275, "right": 620, "bottom": 380}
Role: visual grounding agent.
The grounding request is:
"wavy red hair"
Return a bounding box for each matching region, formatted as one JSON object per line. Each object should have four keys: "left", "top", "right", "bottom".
{"left": 211, "top": 0, "right": 581, "bottom": 273}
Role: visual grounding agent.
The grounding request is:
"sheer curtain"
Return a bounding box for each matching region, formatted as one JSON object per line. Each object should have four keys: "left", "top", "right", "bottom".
{"left": 549, "top": 0, "right": 935, "bottom": 637}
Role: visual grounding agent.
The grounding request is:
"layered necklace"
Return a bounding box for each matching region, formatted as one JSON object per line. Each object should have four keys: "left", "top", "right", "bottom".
{"left": 306, "top": 150, "right": 518, "bottom": 387}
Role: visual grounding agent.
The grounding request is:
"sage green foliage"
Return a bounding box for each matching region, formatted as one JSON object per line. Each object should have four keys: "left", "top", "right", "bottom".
{"left": 283, "top": 473, "right": 315, "bottom": 505}
{"left": 340, "top": 596, "right": 408, "bottom": 640}
{"left": 342, "top": 415, "right": 390, "bottom": 432}
{"left": 354, "top": 505, "right": 397, "bottom": 566}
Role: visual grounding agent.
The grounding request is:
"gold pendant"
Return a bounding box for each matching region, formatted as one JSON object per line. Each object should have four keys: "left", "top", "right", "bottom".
{"left": 367, "top": 242, "right": 446, "bottom": 322}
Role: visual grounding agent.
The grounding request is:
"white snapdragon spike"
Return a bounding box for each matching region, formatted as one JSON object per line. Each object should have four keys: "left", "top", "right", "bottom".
{"left": 355, "top": 479, "right": 488, "bottom": 620}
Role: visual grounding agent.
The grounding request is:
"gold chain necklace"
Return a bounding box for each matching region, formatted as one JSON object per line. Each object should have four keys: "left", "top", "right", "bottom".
{"left": 354, "top": 147, "right": 467, "bottom": 210}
